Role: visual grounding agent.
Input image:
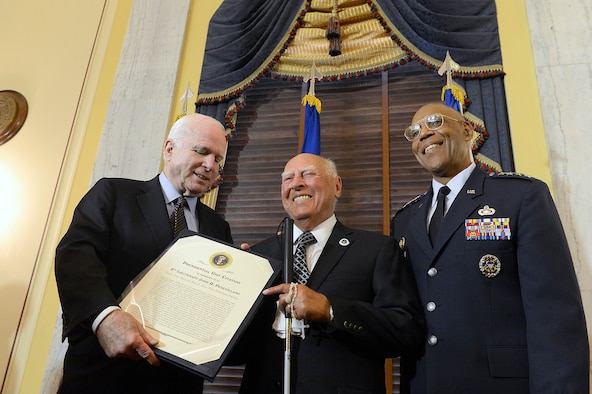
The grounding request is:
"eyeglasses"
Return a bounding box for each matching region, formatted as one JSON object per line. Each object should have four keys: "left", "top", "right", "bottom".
{"left": 404, "top": 113, "right": 464, "bottom": 141}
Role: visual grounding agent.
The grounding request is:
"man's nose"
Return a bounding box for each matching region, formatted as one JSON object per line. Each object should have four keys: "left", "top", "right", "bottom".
{"left": 288, "top": 176, "right": 305, "bottom": 190}
{"left": 203, "top": 154, "right": 216, "bottom": 171}
{"left": 418, "top": 124, "right": 435, "bottom": 140}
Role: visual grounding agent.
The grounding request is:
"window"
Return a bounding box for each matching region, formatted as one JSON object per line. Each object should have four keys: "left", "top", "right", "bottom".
{"left": 206, "top": 61, "right": 441, "bottom": 394}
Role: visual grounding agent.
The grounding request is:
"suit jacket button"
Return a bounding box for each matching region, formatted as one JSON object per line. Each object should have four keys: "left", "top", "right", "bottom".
{"left": 427, "top": 267, "right": 438, "bottom": 277}
{"left": 427, "top": 335, "right": 438, "bottom": 346}
{"left": 426, "top": 301, "right": 436, "bottom": 312}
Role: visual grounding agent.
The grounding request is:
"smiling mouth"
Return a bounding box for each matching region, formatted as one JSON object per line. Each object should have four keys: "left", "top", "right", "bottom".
{"left": 194, "top": 172, "right": 209, "bottom": 182}
{"left": 424, "top": 143, "right": 442, "bottom": 154}
{"left": 293, "top": 195, "right": 312, "bottom": 202}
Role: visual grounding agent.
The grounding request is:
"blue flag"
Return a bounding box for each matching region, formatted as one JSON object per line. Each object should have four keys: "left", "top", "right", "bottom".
{"left": 442, "top": 84, "right": 464, "bottom": 114}
{"left": 301, "top": 94, "right": 321, "bottom": 155}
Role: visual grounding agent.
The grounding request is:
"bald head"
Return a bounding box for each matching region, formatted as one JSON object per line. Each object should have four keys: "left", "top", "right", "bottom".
{"left": 412, "top": 102, "right": 465, "bottom": 124}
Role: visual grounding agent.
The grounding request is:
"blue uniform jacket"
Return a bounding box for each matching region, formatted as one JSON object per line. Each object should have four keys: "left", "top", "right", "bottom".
{"left": 391, "top": 168, "right": 589, "bottom": 394}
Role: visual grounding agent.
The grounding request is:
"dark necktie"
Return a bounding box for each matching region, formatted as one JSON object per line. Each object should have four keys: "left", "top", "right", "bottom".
{"left": 293, "top": 232, "right": 317, "bottom": 284}
{"left": 429, "top": 186, "right": 451, "bottom": 245}
{"left": 170, "top": 196, "right": 188, "bottom": 237}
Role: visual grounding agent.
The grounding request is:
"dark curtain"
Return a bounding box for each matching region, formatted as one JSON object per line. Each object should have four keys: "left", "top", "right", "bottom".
{"left": 196, "top": 0, "right": 514, "bottom": 171}
{"left": 195, "top": 0, "right": 307, "bottom": 133}
{"left": 377, "top": 0, "right": 502, "bottom": 66}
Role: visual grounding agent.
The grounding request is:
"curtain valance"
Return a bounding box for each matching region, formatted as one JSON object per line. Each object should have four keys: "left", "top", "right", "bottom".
{"left": 196, "top": 0, "right": 513, "bottom": 171}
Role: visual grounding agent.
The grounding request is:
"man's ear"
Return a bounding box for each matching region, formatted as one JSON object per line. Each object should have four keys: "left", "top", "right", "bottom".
{"left": 163, "top": 139, "right": 173, "bottom": 158}
{"left": 335, "top": 176, "right": 343, "bottom": 198}
{"left": 463, "top": 122, "right": 474, "bottom": 141}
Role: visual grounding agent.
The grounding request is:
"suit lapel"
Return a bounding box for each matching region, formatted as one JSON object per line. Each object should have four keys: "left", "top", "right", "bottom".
{"left": 196, "top": 200, "right": 213, "bottom": 235}
{"left": 406, "top": 192, "right": 432, "bottom": 260}
{"left": 137, "top": 177, "right": 173, "bottom": 252}
{"left": 307, "top": 221, "right": 352, "bottom": 290}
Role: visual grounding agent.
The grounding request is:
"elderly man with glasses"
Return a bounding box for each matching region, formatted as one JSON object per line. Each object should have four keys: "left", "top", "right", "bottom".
{"left": 391, "top": 102, "right": 589, "bottom": 394}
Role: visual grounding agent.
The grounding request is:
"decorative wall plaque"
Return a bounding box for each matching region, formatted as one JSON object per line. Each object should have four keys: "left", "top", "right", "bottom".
{"left": 0, "top": 90, "right": 28, "bottom": 145}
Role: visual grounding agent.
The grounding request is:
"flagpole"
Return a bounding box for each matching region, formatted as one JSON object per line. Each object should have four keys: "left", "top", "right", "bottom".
{"left": 282, "top": 217, "right": 294, "bottom": 394}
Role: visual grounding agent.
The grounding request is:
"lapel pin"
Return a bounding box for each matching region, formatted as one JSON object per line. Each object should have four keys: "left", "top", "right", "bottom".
{"left": 339, "top": 238, "right": 350, "bottom": 246}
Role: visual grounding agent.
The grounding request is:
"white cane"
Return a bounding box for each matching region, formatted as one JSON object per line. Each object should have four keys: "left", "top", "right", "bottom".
{"left": 282, "top": 217, "right": 294, "bottom": 394}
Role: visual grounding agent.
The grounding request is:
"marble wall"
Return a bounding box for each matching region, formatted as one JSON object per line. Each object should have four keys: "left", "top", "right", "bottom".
{"left": 91, "top": 0, "right": 190, "bottom": 183}
{"left": 525, "top": 0, "right": 592, "bottom": 357}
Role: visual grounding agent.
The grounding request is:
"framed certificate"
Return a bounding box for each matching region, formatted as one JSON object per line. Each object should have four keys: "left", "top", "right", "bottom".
{"left": 118, "top": 231, "right": 281, "bottom": 381}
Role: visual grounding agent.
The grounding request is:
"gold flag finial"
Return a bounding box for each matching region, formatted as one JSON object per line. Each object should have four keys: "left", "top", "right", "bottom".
{"left": 438, "top": 51, "right": 465, "bottom": 114}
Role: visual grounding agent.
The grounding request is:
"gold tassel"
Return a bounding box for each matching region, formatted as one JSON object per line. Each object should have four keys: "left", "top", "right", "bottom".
{"left": 328, "top": 37, "right": 341, "bottom": 57}
{"left": 326, "top": 15, "right": 340, "bottom": 39}
{"left": 326, "top": 0, "right": 341, "bottom": 56}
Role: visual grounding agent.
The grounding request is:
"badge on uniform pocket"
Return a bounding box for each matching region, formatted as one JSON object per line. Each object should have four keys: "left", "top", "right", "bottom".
{"left": 479, "top": 254, "right": 501, "bottom": 278}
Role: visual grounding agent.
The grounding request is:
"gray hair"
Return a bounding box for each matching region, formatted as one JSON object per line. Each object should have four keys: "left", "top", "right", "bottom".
{"left": 323, "top": 157, "right": 338, "bottom": 178}
{"left": 167, "top": 113, "right": 224, "bottom": 143}
{"left": 163, "top": 114, "right": 225, "bottom": 161}
{"left": 167, "top": 117, "right": 192, "bottom": 145}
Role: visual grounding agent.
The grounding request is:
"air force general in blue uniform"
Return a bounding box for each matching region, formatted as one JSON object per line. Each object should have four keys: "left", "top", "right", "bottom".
{"left": 391, "top": 103, "right": 589, "bottom": 393}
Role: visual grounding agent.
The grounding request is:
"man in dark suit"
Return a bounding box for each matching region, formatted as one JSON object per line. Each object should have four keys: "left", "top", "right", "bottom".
{"left": 55, "top": 113, "right": 232, "bottom": 393}
{"left": 391, "top": 102, "right": 589, "bottom": 393}
{"left": 239, "top": 153, "right": 425, "bottom": 394}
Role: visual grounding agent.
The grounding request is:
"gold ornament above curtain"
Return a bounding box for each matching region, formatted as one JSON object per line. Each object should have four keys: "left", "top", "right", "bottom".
{"left": 274, "top": 0, "right": 406, "bottom": 79}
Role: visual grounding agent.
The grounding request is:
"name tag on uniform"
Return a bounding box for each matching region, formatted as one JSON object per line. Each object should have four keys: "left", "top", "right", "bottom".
{"left": 465, "top": 218, "right": 511, "bottom": 240}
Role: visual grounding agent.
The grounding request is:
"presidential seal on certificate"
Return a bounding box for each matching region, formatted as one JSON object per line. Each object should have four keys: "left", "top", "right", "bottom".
{"left": 118, "top": 232, "right": 280, "bottom": 381}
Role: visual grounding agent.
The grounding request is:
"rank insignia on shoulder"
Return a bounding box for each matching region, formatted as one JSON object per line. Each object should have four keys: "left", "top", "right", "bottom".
{"left": 479, "top": 254, "right": 501, "bottom": 278}
{"left": 401, "top": 193, "right": 426, "bottom": 210}
{"left": 465, "top": 218, "right": 511, "bottom": 240}
{"left": 490, "top": 171, "right": 532, "bottom": 179}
